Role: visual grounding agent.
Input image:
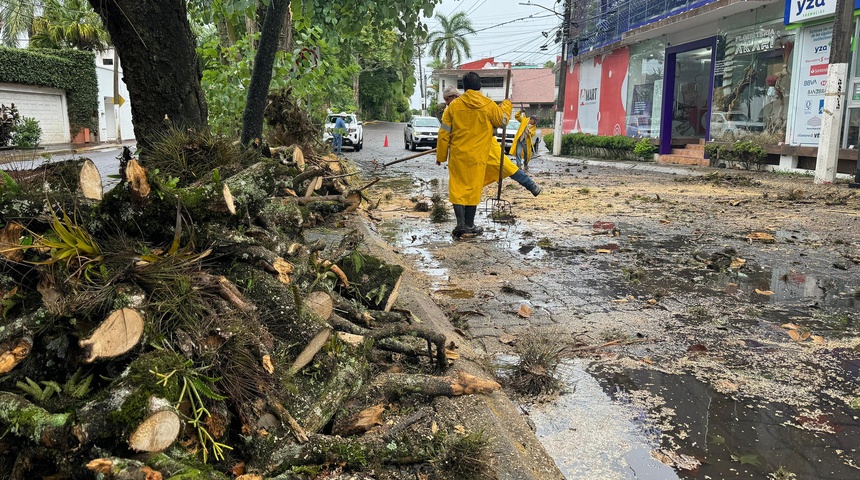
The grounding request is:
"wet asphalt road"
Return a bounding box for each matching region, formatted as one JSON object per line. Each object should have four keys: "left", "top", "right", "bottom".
{"left": 344, "top": 122, "right": 860, "bottom": 479}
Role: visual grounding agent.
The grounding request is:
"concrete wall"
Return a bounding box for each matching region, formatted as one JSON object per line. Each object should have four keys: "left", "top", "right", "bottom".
{"left": 0, "top": 82, "right": 70, "bottom": 144}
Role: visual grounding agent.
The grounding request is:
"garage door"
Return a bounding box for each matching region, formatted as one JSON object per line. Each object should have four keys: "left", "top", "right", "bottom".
{"left": 0, "top": 83, "right": 71, "bottom": 145}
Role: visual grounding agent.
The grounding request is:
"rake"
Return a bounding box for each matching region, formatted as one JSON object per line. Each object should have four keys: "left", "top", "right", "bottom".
{"left": 486, "top": 68, "right": 515, "bottom": 223}
{"left": 371, "top": 148, "right": 437, "bottom": 171}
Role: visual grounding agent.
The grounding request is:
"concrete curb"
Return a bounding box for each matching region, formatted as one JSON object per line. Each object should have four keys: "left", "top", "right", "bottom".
{"left": 349, "top": 215, "right": 565, "bottom": 480}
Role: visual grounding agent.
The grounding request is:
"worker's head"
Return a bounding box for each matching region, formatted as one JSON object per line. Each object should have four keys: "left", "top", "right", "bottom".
{"left": 462, "top": 72, "right": 482, "bottom": 91}
{"left": 530, "top": 116, "right": 538, "bottom": 125}
{"left": 443, "top": 86, "right": 460, "bottom": 105}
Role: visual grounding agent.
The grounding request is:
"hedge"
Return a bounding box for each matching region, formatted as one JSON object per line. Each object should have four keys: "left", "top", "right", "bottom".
{"left": 543, "top": 132, "right": 655, "bottom": 160}
{"left": 0, "top": 47, "right": 99, "bottom": 136}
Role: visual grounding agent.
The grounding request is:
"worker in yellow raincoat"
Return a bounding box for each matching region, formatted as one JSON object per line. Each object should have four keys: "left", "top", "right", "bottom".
{"left": 509, "top": 111, "right": 538, "bottom": 170}
{"left": 437, "top": 80, "right": 541, "bottom": 239}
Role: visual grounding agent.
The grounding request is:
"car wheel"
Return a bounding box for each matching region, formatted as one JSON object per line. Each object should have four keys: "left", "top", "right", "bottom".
{"left": 404, "top": 136, "right": 409, "bottom": 149}
{"left": 410, "top": 138, "right": 417, "bottom": 151}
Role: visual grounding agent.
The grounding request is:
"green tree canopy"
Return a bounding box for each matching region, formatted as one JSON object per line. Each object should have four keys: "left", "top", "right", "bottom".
{"left": 30, "top": 0, "right": 111, "bottom": 51}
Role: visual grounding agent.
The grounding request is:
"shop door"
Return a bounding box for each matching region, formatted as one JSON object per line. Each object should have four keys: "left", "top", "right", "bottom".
{"left": 659, "top": 38, "right": 717, "bottom": 154}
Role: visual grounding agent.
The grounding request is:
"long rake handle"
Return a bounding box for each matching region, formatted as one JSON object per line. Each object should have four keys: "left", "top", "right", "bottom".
{"left": 381, "top": 148, "right": 437, "bottom": 168}
{"left": 496, "top": 68, "right": 513, "bottom": 201}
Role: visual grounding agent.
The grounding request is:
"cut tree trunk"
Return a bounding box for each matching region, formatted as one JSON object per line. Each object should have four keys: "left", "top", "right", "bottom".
{"left": 79, "top": 308, "right": 145, "bottom": 363}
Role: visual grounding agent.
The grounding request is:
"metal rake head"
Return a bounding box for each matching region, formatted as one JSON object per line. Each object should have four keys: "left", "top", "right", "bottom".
{"left": 485, "top": 197, "right": 515, "bottom": 223}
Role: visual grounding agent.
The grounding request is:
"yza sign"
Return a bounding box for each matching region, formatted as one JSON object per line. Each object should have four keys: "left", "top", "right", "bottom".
{"left": 785, "top": 0, "right": 860, "bottom": 25}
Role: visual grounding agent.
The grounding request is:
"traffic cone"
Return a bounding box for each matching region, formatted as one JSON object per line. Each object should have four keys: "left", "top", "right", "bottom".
{"left": 383, "top": 135, "right": 389, "bottom": 147}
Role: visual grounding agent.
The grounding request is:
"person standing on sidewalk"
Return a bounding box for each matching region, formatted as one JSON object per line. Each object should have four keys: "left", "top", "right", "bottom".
{"left": 331, "top": 115, "right": 346, "bottom": 154}
{"left": 510, "top": 112, "right": 537, "bottom": 170}
{"left": 437, "top": 73, "right": 513, "bottom": 239}
{"left": 439, "top": 87, "right": 541, "bottom": 202}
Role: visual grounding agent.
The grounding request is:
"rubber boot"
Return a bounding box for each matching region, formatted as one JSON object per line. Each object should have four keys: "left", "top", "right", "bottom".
{"left": 452, "top": 204, "right": 467, "bottom": 238}
{"left": 464, "top": 205, "right": 483, "bottom": 236}
{"left": 510, "top": 170, "right": 542, "bottom": 196}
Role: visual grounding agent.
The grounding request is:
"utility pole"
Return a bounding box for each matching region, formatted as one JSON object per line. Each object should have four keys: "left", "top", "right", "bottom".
{"left": 553, "top": 0, "right": 570, "bottom": 156}
{"left": 113, "top": 50, "right": 122, "bottom": 144}
{"left": 815, "top": 0, "right": 853, "bottom": 183}
{"left": 417, "top": 43, "right": 425, "bottom": 116}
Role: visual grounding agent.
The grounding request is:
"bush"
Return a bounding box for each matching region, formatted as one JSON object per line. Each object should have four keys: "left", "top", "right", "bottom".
{"left": 13, "top": 117, "right": 42, "bottom": 148}
{"left": 704, "top": 140, "right": 766, "bottom": 170}
{"left": 633, "top": 138, "right": 657, "bottom": 160}
{"left": 543, "top": 133, "right": 553, "bottom": 152}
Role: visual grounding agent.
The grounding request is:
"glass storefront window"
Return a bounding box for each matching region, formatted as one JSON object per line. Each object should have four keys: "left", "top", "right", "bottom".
{"left": 712, "top": 19, "right": 794, "bottom": 144}
{"left": 625, "top": 39, "right": 665, "bottom": 139}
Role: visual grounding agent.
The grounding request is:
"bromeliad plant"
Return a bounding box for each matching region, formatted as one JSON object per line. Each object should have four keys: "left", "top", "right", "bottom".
{"left": 37, "top": 209, "right": 103, "bottom": 281}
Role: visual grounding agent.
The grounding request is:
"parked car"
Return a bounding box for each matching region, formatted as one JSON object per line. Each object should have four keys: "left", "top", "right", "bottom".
{"left": 494, "top": 119, "right": 520, "bottom": 145}
{"left": 403, "top": 116, "right": 440, "bottom": 151}
{"left": 709, "top": 111, "right": 765, "bottom": 138}
{"left": 626, "top": 115, "right": 654, "bottom": 138}
{"left": 323, "top": 112, "right": 363, "bottom": 151}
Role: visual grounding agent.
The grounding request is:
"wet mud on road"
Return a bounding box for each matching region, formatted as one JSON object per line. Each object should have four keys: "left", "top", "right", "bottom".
{"left": 345, "top": 122, "right": 860, "bottom": 479}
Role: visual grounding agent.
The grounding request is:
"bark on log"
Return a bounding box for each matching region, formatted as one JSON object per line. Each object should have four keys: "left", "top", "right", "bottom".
{"left": 86, "top": 457, "right": 163, "bottom": 480}
{"left": 0, "top": 392, "right": 72, "bottom": 449}
{"left": 338, "top": 253, "right": 404, "bottom": 310}
{"left": 370, "top": 372, "right": 499, "bottom": 399}
{"left": 367, "top": 324, "right": 448, "bottom": 369}
{"left": 142, "top": 453, "right": 230, "bottom": 480}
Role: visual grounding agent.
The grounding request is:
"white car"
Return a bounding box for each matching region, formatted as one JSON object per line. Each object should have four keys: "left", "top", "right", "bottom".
{"left": 403, "top": 116, "right": 440, "bottom": 151}
{"left": 323, "top": 112, "right": 363, "bottom": 151}
{"left": 709, "top": 111, "right": 765, "bottom": 138}
{"left": 494, "top": 119, "right": 520, "bottom": 145}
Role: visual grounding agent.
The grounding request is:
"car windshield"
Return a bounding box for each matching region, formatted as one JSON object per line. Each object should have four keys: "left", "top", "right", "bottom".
{"left": 328, "top": 116, "right": 353, "bottom": 125}
{"left": 413, "top": 117, "right": 440, "bottom": 128}
{"left": 507, "top": 120, "right": 520, "bottom": 130}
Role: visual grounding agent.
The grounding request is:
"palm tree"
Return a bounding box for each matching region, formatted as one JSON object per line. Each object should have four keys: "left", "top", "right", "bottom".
{"left": 426, "top": 12, "right": 475, "bottom": 69}
{"left": 30, "top": 0, "right": 110, "bottom": 51}
{"left": 0, "top": 0, "right": 37, "bottom": 47}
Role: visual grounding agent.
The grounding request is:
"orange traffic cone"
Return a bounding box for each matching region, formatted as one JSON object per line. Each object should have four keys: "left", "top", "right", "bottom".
{"left": 383, "top": 135, "right": 389, "bottom": 147}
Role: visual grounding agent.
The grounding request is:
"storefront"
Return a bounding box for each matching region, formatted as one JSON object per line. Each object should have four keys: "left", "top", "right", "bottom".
{"left": 562, "top": 0, "right": 860, "bottom": 170}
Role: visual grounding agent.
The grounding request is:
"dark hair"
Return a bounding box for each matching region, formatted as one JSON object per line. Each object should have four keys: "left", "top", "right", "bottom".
{"left": 462, "top": 72, "right": 482, "bottom": 91}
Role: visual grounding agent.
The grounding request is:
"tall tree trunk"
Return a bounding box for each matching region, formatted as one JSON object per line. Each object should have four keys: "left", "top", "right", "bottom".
{"left": 279, "top": 3, "right": 292, "bottom": 53}
{"left": 240, "top": 0, "right": 290, "bottom": 145}
{"left": 88, "top": 0, "right": 208, "bottom": 151}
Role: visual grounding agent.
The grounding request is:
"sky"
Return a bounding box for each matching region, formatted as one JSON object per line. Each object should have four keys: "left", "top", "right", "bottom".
{"left": 410, "top": 0, "right": 565, "bottom": 110}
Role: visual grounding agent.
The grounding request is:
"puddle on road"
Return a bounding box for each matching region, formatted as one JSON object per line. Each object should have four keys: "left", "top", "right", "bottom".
{"left": 592, "top": 365, "right": 860, "bottom": 479}
{"left": 519, "top": 359, "right": 681, "bottom": 479}
{"left": 516, "top": 358, "right": 860, "bottom": 479}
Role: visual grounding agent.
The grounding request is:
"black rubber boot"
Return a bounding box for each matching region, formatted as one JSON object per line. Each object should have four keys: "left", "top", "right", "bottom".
{"left": 510, "top": 170, "right": 542, "bottom": 196}
{"left": 464, "top": 205, "right": 483, "bottom": 236}
{"left": 452, "top": 204, "right": 466, "bottom": 238}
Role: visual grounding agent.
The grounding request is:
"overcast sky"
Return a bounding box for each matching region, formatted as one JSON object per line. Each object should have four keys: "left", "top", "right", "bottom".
{"left": 410, "top": 0, "right": 564, "bottom": 109}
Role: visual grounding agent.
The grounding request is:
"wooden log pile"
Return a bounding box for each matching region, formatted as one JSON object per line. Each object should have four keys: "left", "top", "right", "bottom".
{"left": 0, "top": 128, "right": 499, "bottom": 479}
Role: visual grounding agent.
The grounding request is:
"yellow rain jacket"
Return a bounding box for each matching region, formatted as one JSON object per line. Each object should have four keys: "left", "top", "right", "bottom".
{"left": 483, "top": 140, "right": 519, "bottom": 187}
{"left": 508, "top": 111, "right": 537, "bottom": 162}
{"left": 437, "top": 90, "right": 512, "bottom": 205}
